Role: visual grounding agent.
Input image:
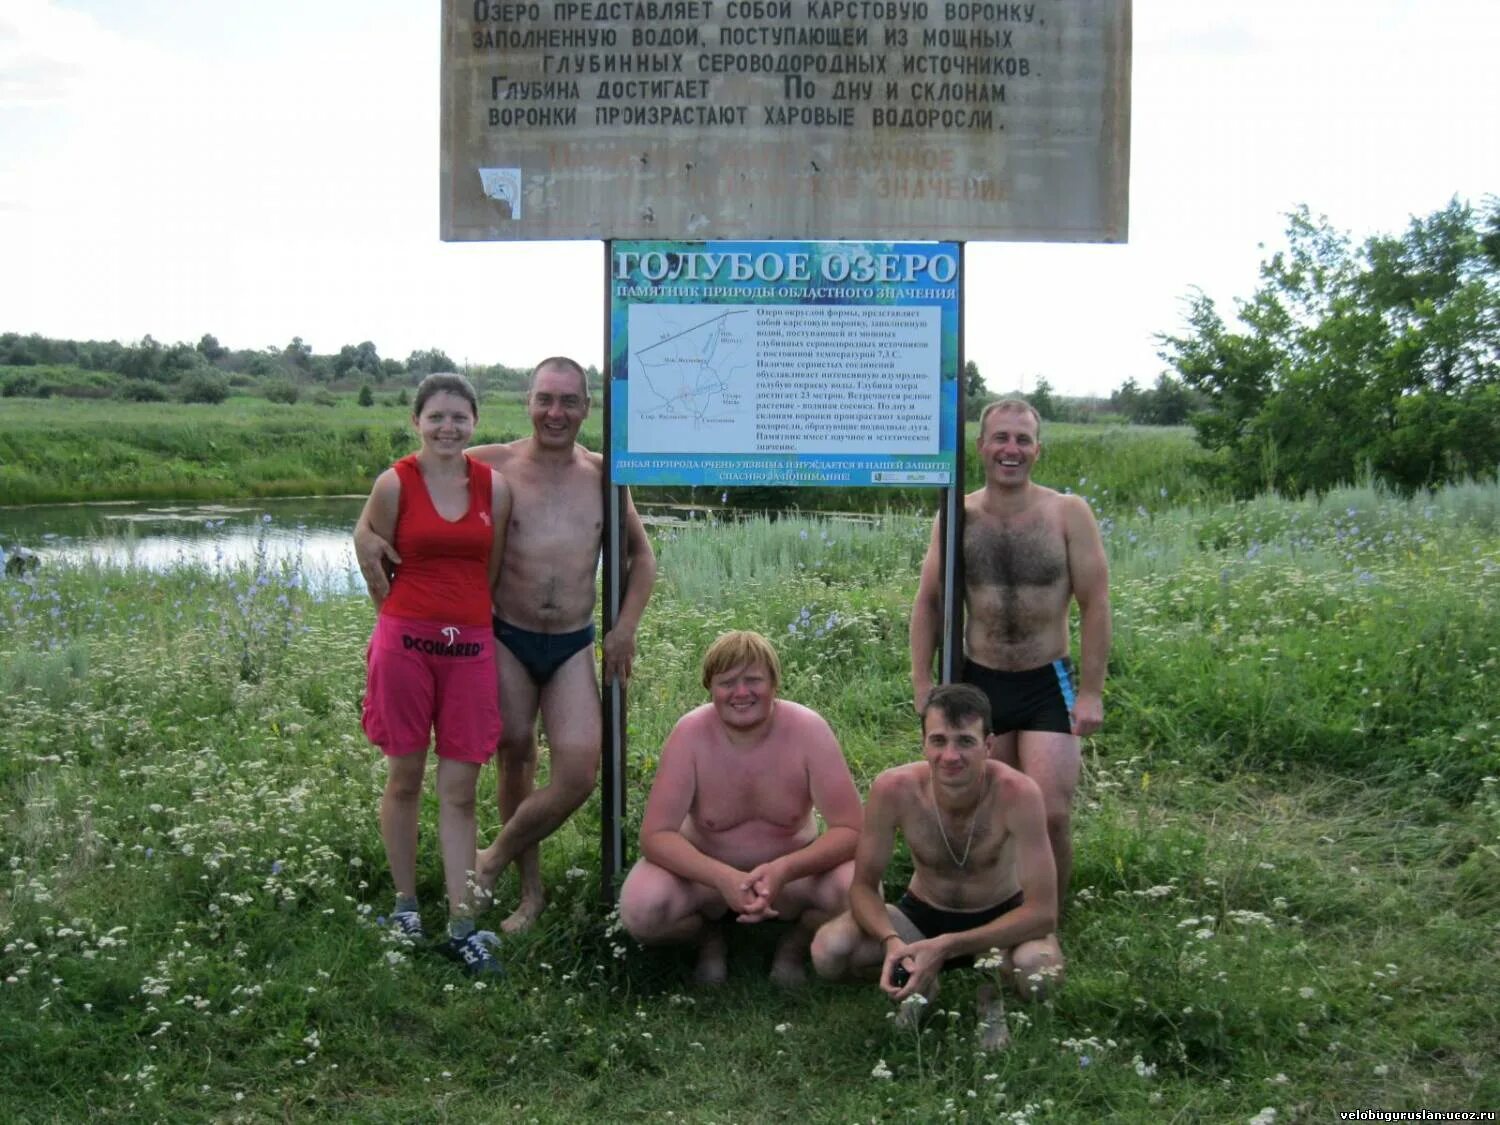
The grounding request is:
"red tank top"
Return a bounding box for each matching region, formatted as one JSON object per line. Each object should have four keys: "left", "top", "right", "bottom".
{"left": 380, "top": 454, "right": 495, "bottom": 625}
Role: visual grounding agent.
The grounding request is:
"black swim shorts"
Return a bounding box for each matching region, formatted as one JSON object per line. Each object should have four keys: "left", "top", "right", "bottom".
{"left": 894, "top": 888, "right": 1025, "bottom": 971}
{"left": 961, "top": 659, "right": 1076, "bottom": 735}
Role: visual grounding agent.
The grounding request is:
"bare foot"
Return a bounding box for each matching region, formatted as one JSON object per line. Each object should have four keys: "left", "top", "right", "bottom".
{"left": 894, "top": 979, "right": 938, "bottom": 1030}
{"left": 693, "top": 926, "right": 728, "bottom": 986}
{"left": 769, "top": 953, "right": 808, "bottom": 988}
{"left": 769, "top": 929, "right": 810, "bottom": 987}
{"left": 977, "top": 985, "right": 1010, "bottom": 1052}
{"left": 977, "top": 1018, "right": 1012, "bottom": 1052}
{"left": 894, "top": 995, "right": 927, "bottom": 1030}
{"left": 500, "top": 893, "right": 546, "bottom": 935}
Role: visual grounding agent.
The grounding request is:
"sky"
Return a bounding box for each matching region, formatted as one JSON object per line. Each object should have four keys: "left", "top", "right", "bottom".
{"left": 1, "top": 0, "right": 1496, "bottom": 398}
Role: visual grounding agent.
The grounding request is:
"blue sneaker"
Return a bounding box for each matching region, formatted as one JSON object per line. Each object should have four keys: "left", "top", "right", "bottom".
{"left": 390, "top": 910, "right": 425, "bottom": 943}
{"left": 441, "top": 929, "right": 504, "bottom": 977}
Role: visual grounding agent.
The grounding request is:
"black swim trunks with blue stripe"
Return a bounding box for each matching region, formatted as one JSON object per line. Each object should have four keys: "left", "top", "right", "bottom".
{"left": 961, "top": 658, "right": 1076, "bottom": 734}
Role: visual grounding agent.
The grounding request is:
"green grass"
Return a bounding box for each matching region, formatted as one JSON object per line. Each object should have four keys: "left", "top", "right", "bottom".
{"left": 636, "top": 423, "right": 1230, "bottom": 518}
{"left": 2, "top": 397, "right": 1224, "bottom": 513}
{"left": 1, "top": 464, "right": 1497, "bottom": 1120}
{"left": 0, "top": 395, "right": 603, "bottom": 505}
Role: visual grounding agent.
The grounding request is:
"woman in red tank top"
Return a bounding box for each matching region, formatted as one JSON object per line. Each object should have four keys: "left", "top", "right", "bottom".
{"left": 358, "top": 373, "right": 511, "bottom": 975}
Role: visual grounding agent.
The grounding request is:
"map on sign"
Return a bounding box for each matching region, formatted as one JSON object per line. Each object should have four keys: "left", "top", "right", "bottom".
{"left": 628, "top": 306, "right": 755, "bottom": 451}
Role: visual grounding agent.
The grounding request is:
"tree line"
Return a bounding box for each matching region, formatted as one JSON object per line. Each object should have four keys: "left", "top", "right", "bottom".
{"left": 0, "top": 333, "right": 598, "bottom": 407}
{"left": 5, "top": 196, "right": 1495, "bottom": 495}
{"left": 1159, "top": 196, "right": 1499, "bottom": 497}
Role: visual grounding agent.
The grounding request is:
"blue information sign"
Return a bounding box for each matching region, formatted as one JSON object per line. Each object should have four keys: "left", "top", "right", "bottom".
{"left": 609, "top": 241, "right": 960, "bottom": 487}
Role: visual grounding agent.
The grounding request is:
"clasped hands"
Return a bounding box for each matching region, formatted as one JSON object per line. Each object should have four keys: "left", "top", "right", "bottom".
{"left": 716, "top": 859, "right": 788, "bottom": 923}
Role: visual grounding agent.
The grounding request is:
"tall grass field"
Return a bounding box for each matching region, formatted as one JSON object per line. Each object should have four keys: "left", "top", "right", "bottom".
{"left": 1, "top": 437, "right": 1497, "bottom": 1120}
{"left": 0, "top": 396, "right": 598, "bottom": 505}
{"left": 0, "top": 396, "right": 1217, "bottom": 512}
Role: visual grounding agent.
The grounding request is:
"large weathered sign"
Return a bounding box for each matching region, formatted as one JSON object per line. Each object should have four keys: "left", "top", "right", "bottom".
{"left": 609, "top": 240, "right": 960, "bottom": 485}
{"left": 441, "top": 0, "right": 1130, "bottom": 242}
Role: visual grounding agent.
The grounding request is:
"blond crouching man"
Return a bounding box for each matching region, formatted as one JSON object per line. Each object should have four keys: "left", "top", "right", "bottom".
{"left": 811, "top": 683, "right": 1062, "bottom": 1051}
{"left": 910, "top": 398, "right": 1110, "bottom": 908}
{"left": 619, "top": 631, "right": 862, "bottom": 985}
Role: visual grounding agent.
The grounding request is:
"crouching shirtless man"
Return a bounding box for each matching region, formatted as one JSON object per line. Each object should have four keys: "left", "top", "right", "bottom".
{"left": 811, "top": 683, "right": 1062, "bottom": 1050}
{"left": 619, "top": 631, "right": 862, "bottom": 985}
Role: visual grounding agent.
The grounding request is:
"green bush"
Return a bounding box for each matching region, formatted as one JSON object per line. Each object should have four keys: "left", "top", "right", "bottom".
{"left": 2, "top": 365, "right": 121, "bottom": 399}
{"left": 177, "top": 372, "right": 229, "bottom": 404}
{"left": 263, "top": 379, "right": 300, "bottom": 405}
{"left": 1, "top": 370, "right": 43, "bottom": 398}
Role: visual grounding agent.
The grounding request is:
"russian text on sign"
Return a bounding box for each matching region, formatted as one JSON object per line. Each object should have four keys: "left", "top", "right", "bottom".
{"left": 442, "top": 0, "right": 1130, "bottom": 241}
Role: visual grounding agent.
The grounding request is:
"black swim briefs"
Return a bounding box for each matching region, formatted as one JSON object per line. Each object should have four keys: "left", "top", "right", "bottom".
{"left": 492, "top": 618, "right": 595, "bottom": 686}
{"left": 894, "top": 888, "right": 1025, "bottom": 971}
{"left": 961, "top": 658, "right": 1076, "bottom": 735}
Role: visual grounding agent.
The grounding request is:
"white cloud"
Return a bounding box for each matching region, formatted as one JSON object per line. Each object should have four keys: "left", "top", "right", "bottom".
{"left": 0, "top": 0, "right": 126, "bottom": 107}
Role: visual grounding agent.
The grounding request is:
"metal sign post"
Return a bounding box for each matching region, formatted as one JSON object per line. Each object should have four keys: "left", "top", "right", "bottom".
{"left": 940, "top": 243, "right": 966, "bottom": 684}
{"left": 601, "top": 241, "right": 627, "bottom": 904}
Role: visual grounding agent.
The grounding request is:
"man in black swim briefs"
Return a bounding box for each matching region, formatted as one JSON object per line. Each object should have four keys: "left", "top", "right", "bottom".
{"left": 911, "top": 399, "right": 1111, "bottom": 907}
{"left": 357, "top": 358, "right": 657, "bottom": 933}
{"left": 812, "top": 684, "right": 1063, "bottom": 1051}
{"left": 492, "top": 620, "right": 596, "bottom": 687}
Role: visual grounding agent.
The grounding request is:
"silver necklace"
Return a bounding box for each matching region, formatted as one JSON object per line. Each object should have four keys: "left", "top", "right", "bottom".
{"left": 934, "top": 779, "right": 987, "bottom": 868}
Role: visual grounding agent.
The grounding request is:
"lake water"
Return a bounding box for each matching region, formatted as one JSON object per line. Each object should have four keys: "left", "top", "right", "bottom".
{"left": 0, "top": 497, "right": 729, "bottom": 595}
{"left": 0, "top": 496, "right": 371, "bottom": 595}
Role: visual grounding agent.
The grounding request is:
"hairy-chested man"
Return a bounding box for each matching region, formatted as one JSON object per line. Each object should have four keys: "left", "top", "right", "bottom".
{"left": 618, "top": 631, "right": 862, "bottom": 985}
{"left": 910, "top": 398, "right": 1109, "bottom": 906}
{"left": 811, "top": 684, "right": 1061, "bottom": 1051}
{"left": 356, "top": 357, "right": 657, "bottom": 933}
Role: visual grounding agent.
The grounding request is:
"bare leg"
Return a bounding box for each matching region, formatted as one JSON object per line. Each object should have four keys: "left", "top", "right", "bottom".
{"left": 810, "top": 902, "right": 935, "bottom": 1024}
{"left": 435, "top": 758, "right": 482, "bottom": 922}
{"left": 497, "top": 739, "right": 547, "bottom": 932}
{"left": 883, "top": 907, "right": 938, "bottom": 1029}
{"left": 380, "top": 753, "right": 428, "bottom": 901}
{"left": 895, "top": 975, "right": 940, "bottom": 1029}
{"left": 477, "top": 649, "right": 600, "bottom": 927}
{"left": 476, "top": 643, "right": 542, "bottom": 919}
{"left": 619, "top": 858, "right": 728, "bottom": 984}
{"left": 967, "top": 934, "right": 1063, "bottom": 1049}
{"left": 694, "top": 924, "right": 729, "bottom": 986}
{"left": 977, "top": 981, "right": 1011, "bottom": 1052}
{"left": 987, "top": 729, "right": 1020, "bottom": 769}
{"left": 769, "top": 925, "right": 814, "bottom": 987}
{"left": 768, "top": 861, "right": 855, "bottom": 987}
{"left": 811, "top": 902, "right": 921, "bottom": 980}
{"left": 810, "top": 911, "right": 880, "bottom": 980}
{"left": 1016, "top": 731, "right": 1080, "bottom": 905}
{"left": 1008, "top": 934, "right": 1065, "bottom": 1001}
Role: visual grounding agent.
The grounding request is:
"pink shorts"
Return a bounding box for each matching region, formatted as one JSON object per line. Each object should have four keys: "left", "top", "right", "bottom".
{"left": 362, "top": 614, "right": 500, "bottom": 763}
